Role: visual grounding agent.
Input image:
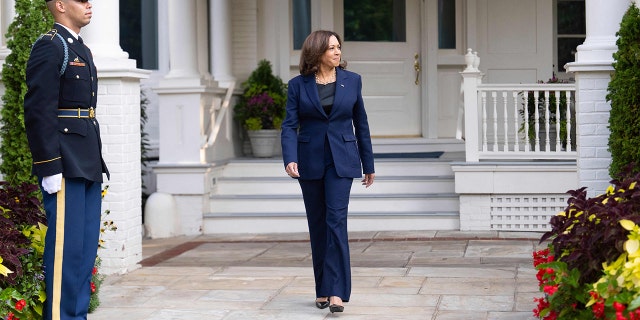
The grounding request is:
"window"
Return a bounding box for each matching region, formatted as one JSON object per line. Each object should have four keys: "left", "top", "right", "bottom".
{"left": 343, "top": 0, "right": 406, "bottom": 42}
{"left": 438, "top": 0, "right": 456, "bottom": 49}
{"left": 119, "top": 0, "right": 158, "bottom": 69}
{"left": 556, "top": 0, "right": 585, "bottom": 72}
{"left": 292, "top": 0, "right": 311, "bottom": 50}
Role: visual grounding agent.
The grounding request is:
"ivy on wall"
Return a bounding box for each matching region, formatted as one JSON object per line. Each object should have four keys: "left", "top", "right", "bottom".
{"left": 608, "top": 4, "right": 640, "bottom": 178}
{"left": 0, "top": 0, "right": 52, "bottom": 185}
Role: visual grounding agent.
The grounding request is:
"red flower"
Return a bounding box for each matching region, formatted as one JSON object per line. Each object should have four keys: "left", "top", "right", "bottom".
{"left": 543, "top": 285, "right": 558, "bottom": 296}
{"left": 614, "top": 302, "right": 627, "bottom": 312}
{"left": 93, "top": 267, "right": 98, "bottom": 275}
{"left": 533, "top": 297, "right": 550, "bottom": 317}
{"left": 14, "top": 299, "right": 26, "bottom": 311}
{"left": 533, "top": 248, "right": 551, "bottom": 267}
{"left": 592, "top": 301, "right": 605, "bottom": 319}
{"left": 91, "top": 282, "right": 96, "bottom": 293}
{"left": 536, "top": 267, "right": 556, "bottom": 286}
{"left": 544, "top": 310, "right": 558, "bottom": 320}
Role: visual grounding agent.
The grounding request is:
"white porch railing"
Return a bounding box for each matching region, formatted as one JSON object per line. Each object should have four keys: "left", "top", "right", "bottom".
{"left": 202, "top": 81, "right": 236, "bottom": 148}
{"left": 461, "top": 50, "right": 577, "bottom": 162}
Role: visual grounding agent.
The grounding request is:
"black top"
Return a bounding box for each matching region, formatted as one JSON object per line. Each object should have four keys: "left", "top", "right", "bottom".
{"left": 317, "top": 82, "right": 336, "bottom": 115}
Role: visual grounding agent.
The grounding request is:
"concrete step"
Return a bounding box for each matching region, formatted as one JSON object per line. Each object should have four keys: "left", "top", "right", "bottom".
{"left": 206, "top": 157, "right": 461, "bottom": 233}
{"left": 202, "top": 214, "right": 460, "bottom": 234}
{"left": 218, "top": 158, "right": 456, "bottom": 178}
{"left": 208, "top": 193, "right": 460, "bottom": 214}
{"left": 214, "top": 175, "right": 455, "bottom": 195}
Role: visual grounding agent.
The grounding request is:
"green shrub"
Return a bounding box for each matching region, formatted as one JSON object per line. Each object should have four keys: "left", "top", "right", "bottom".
{"left": 607, "top": 3, "right": 640, "bottom": 178}
{"left": 0, "top": 0, "right": 52, "bottom": 186}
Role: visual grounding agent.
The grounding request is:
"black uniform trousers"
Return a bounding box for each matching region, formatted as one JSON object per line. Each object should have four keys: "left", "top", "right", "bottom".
{"left": 41, "top": 177, "right": 102, "bottom": 320}
{"left": 298, "top": 137, "right": 353, "bottom": 302}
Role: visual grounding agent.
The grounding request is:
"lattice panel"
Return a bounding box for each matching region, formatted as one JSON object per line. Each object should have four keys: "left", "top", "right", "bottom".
{"left": 490, "top": 194, "right": 569, "bottom": 231}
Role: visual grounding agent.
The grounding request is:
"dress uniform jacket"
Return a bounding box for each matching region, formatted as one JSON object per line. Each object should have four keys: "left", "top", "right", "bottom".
{"left": 281, "top": 67, "right": 375, "bottom": 179}
{"left": 24, "top": 24, "right": 109, "bottom": 182}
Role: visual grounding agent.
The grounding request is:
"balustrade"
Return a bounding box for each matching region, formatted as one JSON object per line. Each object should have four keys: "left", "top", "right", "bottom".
{"left": 461, "top": 50, "right": 577, "bottom": 162}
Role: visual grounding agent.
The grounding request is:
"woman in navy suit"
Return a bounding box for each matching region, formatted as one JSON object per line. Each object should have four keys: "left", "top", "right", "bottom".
{"left": 281, "top": 30, "right": 375, "bottom": 313}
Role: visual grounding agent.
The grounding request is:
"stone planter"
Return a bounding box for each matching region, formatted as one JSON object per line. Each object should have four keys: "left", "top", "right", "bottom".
{"left": 247, "top": 129, "right": 279, "bottom": 157}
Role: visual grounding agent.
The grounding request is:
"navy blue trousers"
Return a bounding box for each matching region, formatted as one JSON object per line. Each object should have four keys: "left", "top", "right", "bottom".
{"left": 41, "top": 177, "right": 102, "bottom": 320}
{"left": 298, "top": 139, "right": 354, "bottom": 302}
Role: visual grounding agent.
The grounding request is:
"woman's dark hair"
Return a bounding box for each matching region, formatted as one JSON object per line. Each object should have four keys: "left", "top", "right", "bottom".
{"left": 299, "top": 30, "right": 347, "bottom": 76}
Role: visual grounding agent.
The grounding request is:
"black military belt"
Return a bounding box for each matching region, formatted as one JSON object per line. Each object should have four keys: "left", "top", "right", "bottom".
{"left": 57, "top": 108, "right": 95, "bottom": 119}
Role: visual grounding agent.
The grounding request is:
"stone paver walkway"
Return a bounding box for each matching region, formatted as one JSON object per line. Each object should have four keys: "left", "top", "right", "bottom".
{"left": 91, "top": 230, "right": 546, "bottom": 320}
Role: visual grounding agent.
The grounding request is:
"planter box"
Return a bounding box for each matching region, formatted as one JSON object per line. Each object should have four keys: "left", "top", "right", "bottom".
{"left": 247, "top": 129, "right": 279, "bottom": 158}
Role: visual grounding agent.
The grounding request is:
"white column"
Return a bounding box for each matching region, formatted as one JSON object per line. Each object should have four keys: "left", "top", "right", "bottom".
{"left": 258, "top": 0, "right": 290, "bottom": 78}
{"left": 566, "top": 0, "right": 628, "bottom": 197}
{"left": 210, "top": 0, "right": 235, "bottom": 87}
{"left": 0, "top": 0, "right": 15, "bottom": 62}
{"left": 573, "top": 0, "right": 629, "bottom": 64}
{"left": 80, "top": 1, "right": 129, "bottom": 63}
{"left": 150, "top": 0, "right": 221, "bottom": 238}
{"left": 74, "top": 0, "right": 147, "bottom": 275}
{"left": 165, "top": 0, "right": 199, "bottom": 79}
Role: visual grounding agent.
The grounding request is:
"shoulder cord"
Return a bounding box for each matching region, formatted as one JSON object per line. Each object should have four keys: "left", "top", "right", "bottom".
{"left": 55, "top": 33, "right": 69, "bottom": 76}
{"left": 31, "top": 32, "right": 69, "bottom": 76}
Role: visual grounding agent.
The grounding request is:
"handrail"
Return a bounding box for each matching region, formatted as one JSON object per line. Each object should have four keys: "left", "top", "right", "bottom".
{"left": 203, "top": 81, "right": 236, "bottom": 148}
{"left": 460, "top": 49, "right": 578, "bottom": 162}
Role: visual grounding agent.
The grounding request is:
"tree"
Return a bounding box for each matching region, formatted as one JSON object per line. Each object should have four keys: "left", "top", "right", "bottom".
{"left": 607, "top": 3, "right": 640, "bottom": 178}
{"left": 0, "top": 0, "right": 52, "bottom": 185}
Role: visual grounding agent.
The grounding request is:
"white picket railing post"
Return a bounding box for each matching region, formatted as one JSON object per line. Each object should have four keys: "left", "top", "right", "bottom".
{"left": 461, "top": 49, "right": 483, "bottom": 162}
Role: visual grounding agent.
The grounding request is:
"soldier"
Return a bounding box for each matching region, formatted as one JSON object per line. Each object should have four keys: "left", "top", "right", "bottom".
{"left": 23, "top": 1, "right": 109, "bottom": 319}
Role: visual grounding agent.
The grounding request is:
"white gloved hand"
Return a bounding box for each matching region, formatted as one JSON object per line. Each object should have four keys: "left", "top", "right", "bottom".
{"left": 42, "top": 173, "right": 63, "bottom": 194}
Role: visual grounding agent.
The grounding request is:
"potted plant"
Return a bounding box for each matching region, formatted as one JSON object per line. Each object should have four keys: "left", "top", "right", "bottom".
{"left": 233, "top": 59, "right": 287, "bottom": 157}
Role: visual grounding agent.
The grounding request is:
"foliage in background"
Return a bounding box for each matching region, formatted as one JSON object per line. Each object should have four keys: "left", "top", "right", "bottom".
{"left": 0, "top": 183, "right": 115, "bottom": 319}
{"left": 607, "top": 4, "right": 640, "bottom": 178}
{"left": 533, "top": 165, "right": 640, "bottom": 319}
{"left": 0, "top": 0, "right": 52, "bottom": 186}
{"left": 588, "top": 219, "right": 640, "bottom": 319}
{"left": 233, "top": 60, "right": 286, "bottom": 130}
{"left": 0, "top": 182, "right": 47, "bottom": 319}
{"left": 140, "top": 89, "right": 151, "bottom": 212}
{"left": 88, "top": 258, "right": 105, "bottom": 313}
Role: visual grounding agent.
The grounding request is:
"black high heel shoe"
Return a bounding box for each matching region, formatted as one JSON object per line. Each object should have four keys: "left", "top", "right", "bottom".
{"left": 315, "top": 298, "right": 329, "bottom": 309}
{"left": 329, "top": 296, "right": 344, "bottom": 313}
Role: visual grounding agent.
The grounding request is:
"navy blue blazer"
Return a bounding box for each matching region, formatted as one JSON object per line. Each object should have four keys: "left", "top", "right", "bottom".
{"left": 24, "top": 25, "right": 109, "bottom": 182}
{"left": 281, "top": 67, "right": 375, "bottom": 179}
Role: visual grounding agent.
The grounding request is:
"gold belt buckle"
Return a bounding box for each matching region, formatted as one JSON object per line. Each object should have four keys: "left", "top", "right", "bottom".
{"left": 88, "top": 107, "right": 95, "bottom": 119}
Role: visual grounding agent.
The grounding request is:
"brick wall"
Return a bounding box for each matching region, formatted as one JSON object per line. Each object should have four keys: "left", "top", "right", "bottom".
{"left": 97, "top": 76, "right": 144, "bottom": 274}
{"left": 575, "top": 72, "right": 613, "bottom": 197}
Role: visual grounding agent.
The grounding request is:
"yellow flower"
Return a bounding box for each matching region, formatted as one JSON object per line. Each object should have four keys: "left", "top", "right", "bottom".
{"left": 0, "top": 257, "right": 13, "bottom": 277}
{"left": 625, "top": 239, "right": 640, "bottom": 255}
{"left": 606, "top": 184, "right": 615, "bottom": 195}
{"left": 101, "top": 185, "right": 109, "bottom": 198}
{"left": 621, "top": 219, "right": 636, "bottom": 231}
